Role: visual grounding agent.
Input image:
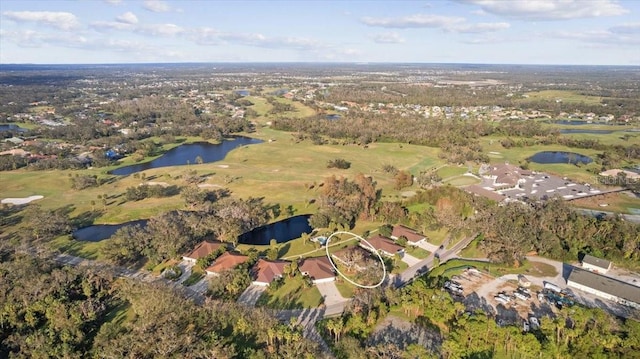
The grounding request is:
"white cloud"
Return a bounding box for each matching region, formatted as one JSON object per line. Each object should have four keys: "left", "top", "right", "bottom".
{"left": 136, "top": 23, "right": 184, "bottom": 36}
{"left": 190, "top": 27, "right": 323, "bottom": 50}
{"left": 361, "top": 14, "right": 465, "bottom": 28}
{"left": 361, "top": 13, "right": 509, "bottom": 34}
{"left": 2, "top": 11, "right": 80, "bottom": 30}
{"left": 457, "top": 0, "right": 629, "bottom": 20}
{"left": 448, "top": 22, "right": 510, "bottom": 33}
{"left": 551, "top": 28, "right": 640, "bottom": 46}
{"left": 372, "top": 32, "right": 405, "bottom": 44}
{"left": 609, "top": 22, "right": 640, "bottom": 34}
{"left": 116, "top": 12, "right": 138, "bottom": 24}
{"left": 90, "top": 21, "right": 135, "bottom": 32}
{"left": 104, "top": 0, "right": 123, "bottom": 4}
{"left": 143, "top": 0, "right": 171, "bottom": 13}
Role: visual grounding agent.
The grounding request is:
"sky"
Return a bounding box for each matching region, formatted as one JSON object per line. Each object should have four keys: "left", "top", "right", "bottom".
{"left": 1, "top": 0, "right": 639, "bottom": 65}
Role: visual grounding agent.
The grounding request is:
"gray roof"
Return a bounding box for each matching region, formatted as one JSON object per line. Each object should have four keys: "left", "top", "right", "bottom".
{"left": 582, "top": 254, "right": 612, "bottom": 270}
{"left": 568, "top": 268, "right": 640, "bottom": 305}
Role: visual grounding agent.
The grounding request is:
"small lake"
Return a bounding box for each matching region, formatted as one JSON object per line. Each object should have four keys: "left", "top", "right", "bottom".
{"left": 110, "top": 137, "right": 263, "bottom": 175}
{"left": 73, "top": 219, "right": 148, "bottom": 242}
{"left": 238, "top": 215, "right": 312, "bottom": 245}
{"left": 529, "top": 151, "right": 593, "bottom": 165}
{"left": 553, "top": 120, "right": 597, "bottom": 126}
{"left": 0, "top": 124, "right": 27, "bottom": 132}
{"left": 559, "top": 129, "right": 613, "bottom": 134}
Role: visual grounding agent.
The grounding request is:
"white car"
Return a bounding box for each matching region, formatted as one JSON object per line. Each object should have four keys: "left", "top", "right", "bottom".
{"left": 529, "top": 316, "right": 540, "bottom": 329}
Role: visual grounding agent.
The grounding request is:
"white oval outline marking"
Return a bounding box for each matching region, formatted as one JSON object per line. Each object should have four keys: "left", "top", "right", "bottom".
{"left": 325, "top": 231, "right": 386, "bottom": 289}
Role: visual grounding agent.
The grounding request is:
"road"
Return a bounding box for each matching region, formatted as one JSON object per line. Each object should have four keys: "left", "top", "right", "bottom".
{"left": 395, "top": 232, "right": 478, "bottom": 286}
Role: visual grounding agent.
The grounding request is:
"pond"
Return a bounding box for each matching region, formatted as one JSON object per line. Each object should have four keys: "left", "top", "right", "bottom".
{"left": 238, "top": 215, "right": 312, "bottom": 245}
{"left": 559, "top": 129, "right": 613, "bottom": 134}
{"left": 73, "top": 219, "right": 147, "bottom": 242}
{"left": 0, "top": 124, "right": 27, "bottom": 132}
{"left": 528, "top": 151, "right": 593, "bottom": 165}
{"left": 110, "top": 137, "right": 263, "bottom": 175}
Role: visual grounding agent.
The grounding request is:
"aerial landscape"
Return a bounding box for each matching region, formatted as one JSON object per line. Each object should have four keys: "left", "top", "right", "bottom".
{"left": 1, "top": 0, "right": 640, "bottom": 358}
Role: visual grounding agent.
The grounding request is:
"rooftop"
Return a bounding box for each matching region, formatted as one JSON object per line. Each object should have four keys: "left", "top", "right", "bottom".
{"left": 391, "top": 225, "right": 425, "bottom": 243}
{"left": 299, "top": 256, "right": 335, "bottom": 280}
{"left": 184, "top": 240, "right": 223, "bottom": 260}
{"left": 582, "top": 254, "right": 612, "bottom": 270}
{"left": 253, "top": 259, "right": 289, "bottom": 284}
{"left": 205, "top": 252, "right": 249, "bottom": 273}
{"left": 568, "top": 268, "right": 640, "bottom": 305}
{"left": 365, "top": 234, "right": 404, "bottom": 255}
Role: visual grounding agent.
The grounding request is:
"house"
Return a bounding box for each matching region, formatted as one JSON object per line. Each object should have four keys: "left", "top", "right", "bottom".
{"left": 567, "top": 268, "right": 640, "bottom": 309}
{"left": 252, "top": 259, "right": 289, "bottom": 286}
{"left": 362, "top": 235, "right": 404, "bottom": 258}
{"left": 391, "top": 225, "right": 427, "bottom": 246}
{"left": 464, "top": 184, "right": 506, "bottom": 203}
{"left": 581, "top": 254, "right": 612, "bottom": 274}
{"left": 205, "top": 252, "right": 250, "bottom": 275}
{"left": 182, "top": 240, "right": 223, "bottom": 263}
{"left": 299, "top": 256, "right": 336, "bottom": 284}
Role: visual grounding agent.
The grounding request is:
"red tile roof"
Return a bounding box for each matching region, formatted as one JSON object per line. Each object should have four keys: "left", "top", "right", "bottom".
{"left": 299, "top": 256, "right": 335, "bottom": 281}
{"left": 391, "top": 225, "right": 425, "bottom": 243}
{"left": 364, "top": 235, "right": 404, "bottom": 255}
{"left": 183, "top": 240, "right": 223, "bottom": 261}
{"left": 253, "top": 259, "right": 289, "bottom": 284}
{"left": 205, "top": 252, "right": 249, "bottom": 273}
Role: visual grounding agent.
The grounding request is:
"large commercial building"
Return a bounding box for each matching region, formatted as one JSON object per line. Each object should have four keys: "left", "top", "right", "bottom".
{"left": 567, "top": 268, "right": 640, "bottom": 309}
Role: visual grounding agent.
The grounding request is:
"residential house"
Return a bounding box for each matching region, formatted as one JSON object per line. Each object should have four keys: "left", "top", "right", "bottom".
{"left": 205, "top": 252, "right": 250, "bottom": 275}
{"left": 252, "top": 259, "right": 289, "bottom": 286}
{"left": 362, "top": 235, "right": 404, "bottom": 258}
{"left": 299, "top": 256, "right": 336, "bottom": 284}
{"left": 581, "top": 254, "right": 612, "bottom": 274}
{"left": 567, "top": 268, "right": 640, "bottom": 309}
{"left": 391, "top": 225, "right": 427, "bottom": 246}
{"left": 182, "top": 240, "right": 223, "bottom": 263}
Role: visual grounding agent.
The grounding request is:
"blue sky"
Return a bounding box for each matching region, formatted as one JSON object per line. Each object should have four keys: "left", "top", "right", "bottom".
{"left": 1, "top": 0, "right": 639, "bottom": 65}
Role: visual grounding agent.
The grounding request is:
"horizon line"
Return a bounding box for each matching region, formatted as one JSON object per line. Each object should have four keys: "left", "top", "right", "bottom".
{"left": 1, "top": 61, "right": 639, "bottom": 67}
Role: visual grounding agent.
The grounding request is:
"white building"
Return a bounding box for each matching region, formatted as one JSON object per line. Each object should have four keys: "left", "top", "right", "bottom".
{"left": 581, "top": 254, "right": 612, "bottom": 274}
{"left": 567, "top": 269, "right": 640, "bottom": 310}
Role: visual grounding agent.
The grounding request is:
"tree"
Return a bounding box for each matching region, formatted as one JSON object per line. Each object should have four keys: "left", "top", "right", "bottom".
{"left": 394, "top": 170, "right": 413, "bottom": 190}
{"left": 267, "top": 238, "right": 279, "bottom": 260}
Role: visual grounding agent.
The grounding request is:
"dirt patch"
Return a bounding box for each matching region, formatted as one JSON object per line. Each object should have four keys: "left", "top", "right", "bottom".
{"left": 197, "top": 183, "right": 223, "bottom": 189}
{"left": 143, "top": 181, "right": 169, "bottom": 187}
{"left": 1, "top": 195, "right": 44, "bottom": 205}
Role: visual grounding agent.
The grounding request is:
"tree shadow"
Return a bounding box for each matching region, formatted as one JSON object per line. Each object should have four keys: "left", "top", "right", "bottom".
{"left": 278, "top": 243, "right": 291, "bottom": 257}
{"left": 71, "top": 210, "right": 103, "bottom": 228}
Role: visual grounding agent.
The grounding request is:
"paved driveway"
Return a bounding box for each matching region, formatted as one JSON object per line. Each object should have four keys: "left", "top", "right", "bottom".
{"left": 316, "top": 281, "right": 348, "bottom": 306}
{"left": 416, "top": 241, "right": 439, "bottom": 252}
{"left": 401, "top": 253, "right": 421, "bottom": 266}
{"left": 237, "top": 284, "right": 266, "bottom": 307}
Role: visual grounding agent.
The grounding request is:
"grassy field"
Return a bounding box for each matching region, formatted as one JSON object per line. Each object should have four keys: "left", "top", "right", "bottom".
{"left": 405, "top": 246, "right": 430, "bottom": 259}
{"left": 429, "top": 258, "right": 557, "bottom": 279}
{"left": 458, "top": 235, "right": 486, "bottom": 259}
{"left": 517, "top": 90, "right": 603, "bottom": 106}
{"left": 256, "top": 275, "right": 323, "bottom": 309}
{"left": 424, "top": 228, "right": 449, "bottom": 246}
{"left": 437, "top": 166, "right": 468, "bottom": 179}
{"left": 334, "top": 279, "right": 355, "bottom": 298}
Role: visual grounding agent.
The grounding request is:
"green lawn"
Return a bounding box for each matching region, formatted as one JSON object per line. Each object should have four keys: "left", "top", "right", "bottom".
{"left": 334, "top": 279, "right": 355, "bottom": 299}
{"left": 458, "top": 235, "right": 486, "bottom": 259}
{"left": 424, "top": 228, "right": 448, "bottom": 246}
{"left": 517, "top": 90, "right": 603, "bottom": 106}
{"left": 49, "top": 235, "right": 106, "bottom": 260}
{"left": 428, "top": 258, "right": 557, "bottom": 279}
{"left": 405, "top": 246, "right": 430, "bottom": 259}
{"left": 256, "top": 275, "right": 323, "bottom": 309}
{"left": 392, "top": 260, "right": 409, "bottom": 274}
{"left": 437, "top": 166, "right": 468, "bottom": 179}
{"left": 443, "top": 176, "right": 480, "bottom": 186}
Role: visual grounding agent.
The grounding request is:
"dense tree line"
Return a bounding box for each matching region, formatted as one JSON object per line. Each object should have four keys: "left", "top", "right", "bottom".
{"left": 309, "top": 174, "right": 380, "bottom": 230}
{"left": 320, "top": 275, "right": 640, "bottom": 358}
{"left": 102, "top": 194, "right": 272, "bottom": 266}
{"left": 0, "top": 252, "right": 319, "bottom": 358}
